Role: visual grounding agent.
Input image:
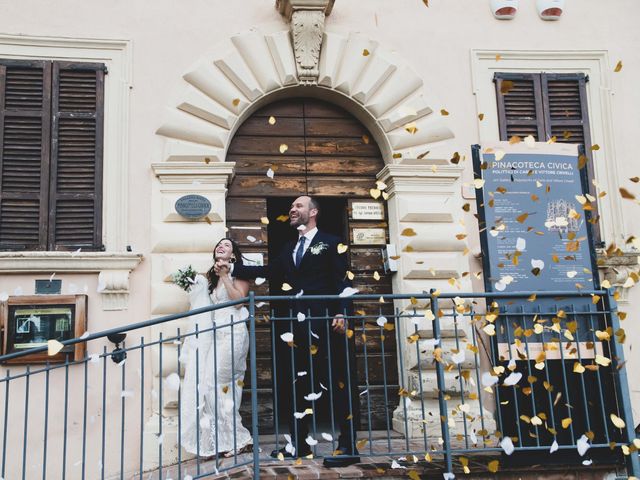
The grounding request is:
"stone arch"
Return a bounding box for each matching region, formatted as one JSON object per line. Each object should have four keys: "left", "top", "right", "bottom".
{"left": 155, "top": 28, "right": 455, "bottom": 164}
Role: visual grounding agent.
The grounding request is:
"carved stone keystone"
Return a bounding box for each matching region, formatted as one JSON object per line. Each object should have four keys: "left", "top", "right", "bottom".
{"left": 276, "top": 0, "right": 335, "bottom": 85}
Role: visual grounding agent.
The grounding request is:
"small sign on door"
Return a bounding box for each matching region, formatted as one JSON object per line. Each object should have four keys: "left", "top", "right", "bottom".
{"left": 351, "top": 202, "right": 384, "bottom": 220}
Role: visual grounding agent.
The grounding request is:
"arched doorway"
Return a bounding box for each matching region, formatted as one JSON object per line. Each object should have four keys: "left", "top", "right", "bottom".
{"left": 226, "top": 97, "right": 398, "bottom": 432}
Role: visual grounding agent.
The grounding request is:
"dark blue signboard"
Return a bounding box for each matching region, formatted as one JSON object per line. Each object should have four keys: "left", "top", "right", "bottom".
{"left": 472, "top": 143, "right": 598, "bottom": 294}
{"left": 175, "top": 195, "right": 211, "bottom": 219}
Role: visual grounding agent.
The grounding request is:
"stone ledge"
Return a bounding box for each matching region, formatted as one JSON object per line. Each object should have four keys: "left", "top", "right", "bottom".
{"left": 0, "top": 251, "right": 142, "bottom": 273}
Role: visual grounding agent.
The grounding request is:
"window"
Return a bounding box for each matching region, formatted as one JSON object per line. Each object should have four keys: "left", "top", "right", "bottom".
{"left": 494, "top": 72, "right": 601, "bottom": 242}
{"left": 0, "top": 59, "right": 105, "bottom": 251}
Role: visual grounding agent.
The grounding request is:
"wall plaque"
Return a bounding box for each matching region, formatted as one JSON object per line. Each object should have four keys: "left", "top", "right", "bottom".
{"left": 353, "top": 228, "right": 386, "bottom": 245}
{"left": 175, "top": 195, "right": 211, "bottom": 219}
{"left": 352, "top": 202, "right": 384, "bottom": 220}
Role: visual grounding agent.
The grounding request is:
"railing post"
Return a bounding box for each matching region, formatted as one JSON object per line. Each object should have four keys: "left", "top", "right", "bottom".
{"left": 606, "top": 289, "right": 640, "bottom": 477}
{"left": 248, "top": 291, "right": 260, "bottom": 479}
{"left": 430, "top": 290, "right": 453, "bottom": 475}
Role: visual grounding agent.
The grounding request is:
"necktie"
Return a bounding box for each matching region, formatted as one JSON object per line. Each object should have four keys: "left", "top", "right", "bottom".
{"left": 295, "top": 236, "right": 306, "bottom": 267}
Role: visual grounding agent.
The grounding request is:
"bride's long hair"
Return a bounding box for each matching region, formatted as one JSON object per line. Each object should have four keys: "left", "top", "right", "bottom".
{"left": 206, "top": 237, "right": 245, "bottom": 294}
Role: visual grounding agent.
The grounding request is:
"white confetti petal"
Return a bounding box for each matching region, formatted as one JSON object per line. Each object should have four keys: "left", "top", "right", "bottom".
{"left": 469, "top": 431, "right": 478, "bottom": 445}
{"left": 294, "top": 411, "right": 308, "bottom": 419}
{"left": 297, "top": 371, "right": 307, "bottom": 377}
{"left": 165, "top": 373, "right": 181, "bottom": 391}
{"left": 451, "top": 350, "right": 466, "bottom": 365}
{"left": 391, "top": 460, "right": 406, "bottom": 469}
{"left": 71, "top": 248, "right": 82, "bottom": 257}
{"left": 256, "top": 302, "right": 266, "bottom": 308}
{"left": 524, "top": 135, "right": 536, "bottom": 148}
{"left": 582, "top": 459, "right": 593, "bottom": 466}
{"left": 503, "top": 372, "right": 522, "bottom": 386}
{"left": 0, "top": 292, "right": 8, "bottom": 302}
{"left": 359, "top": 389, "right": 369, "bottom": 396}
{"left": 550, "top": 440, "right": 559, "bottom": 453}
{"left": 319, "top": 382, "right": 328, "bottom": 391}
{"left": 482, "top": 372, "right": 499, "bottom": 387}
{"left": 376, "top": 316, "right": 387, "bottom": 327}
{"left": 297, "top": 224, "right": 306, "bottom": 231}
{"left": 246, "top": 235, "right": 257, "bottom": 243}
{"left": 566, "top": 271, "right": 578, "bottom": 279}
{"left": 577, "top": 434, "right": 590, "bottom": 456}
{"left": 516, "top": 237, "right": 526, "bottom": 251}
{"left": 443, "top": 473, "right": 456, "bottom": 480}
{"left": 531, "top": 259, "right": 545, "bottom": 270}
{"left": 305, "top": 435, "right": 318, "bottom": 446}
{"left": 310, "top": 330, "right": 320, "bottom": 339}
{"left": 422, "top": 338, "right": 440, "bottom": 348}
{"left": 297, "top": 312, "right": 306, "bottom": 322}
{"left": 266, "top": 168, "right": 274, "bottom": 179}
{"left": 500, "top": 436, "right": 515, "bottom": 455}
{"left": 507, "top": 358, "right": 516, "bottom": 370}
{"left": 304, "top": 391, "right": 322, "bottom": 401}
{"left": 255, "top": 277, "right": 266, "bottom": 286}
{"left": 49, "top": 272, "right": 56, "bottom": 282}
{"left": 280, "top": 332, "right": 294, "bottom": 343}
{"left": 339, "top": 287, "right": 359, "bottom": 298}
{"left": 79, "top": 331, "right": 90, "bottom": 339}
{"left": 321, "top": 432, "right": 333, "bottom": 441}
{"left": 295, "top": 290, "right": 304, "bottom": 298}
{"left": 501, "top": 275, "right": 514, "bottom": 285}
{"left": 494, "top": 281, "right": 506, "bottom": 291}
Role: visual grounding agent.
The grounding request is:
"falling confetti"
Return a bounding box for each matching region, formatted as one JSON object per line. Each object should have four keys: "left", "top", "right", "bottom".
{"left": 266, "top": 168, "right": 275, "bottom": 179}
{"left": 48, "top": 339, "right": 64, "bottom": 356}
{"left": 281, "top": 283, "right": 293, "bottom": 291}
{"left": 279, "top": 144, "right": 288, "bottom": 154}
{"left": 370, "top": 188, "right": 381, "bottom": 199}
{"left": 232, "top": 98, "right": 240, "bottom": 107}
{"left": 401, "top": 228, "right": 417, "bottom": 237}
{"left": 260, "top": 217, "right": 269, "bottom": 225}
{"left": 440, "top": 109, "right": 449, "bottom": 116}
{"left": 268, "top": 116, "right": 276, "bottom": 125}
{"left": 165, "top": 373, "right": 181, "bottom": 391}
{"left": 280, "top": 332, "right": 294, "bottom": 343}
{"left": 362, "top": 49, "right": 370, "bottom": 56}
{"left": 614, "top": 60, "right": 623, "bottom": 72}
{"left": 337, "top": 243, "right": 348, "bottom": 254}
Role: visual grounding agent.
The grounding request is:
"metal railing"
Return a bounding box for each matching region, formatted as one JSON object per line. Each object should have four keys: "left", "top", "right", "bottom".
{"left": 0, "top": 289, "right": 638, "bottom": 479}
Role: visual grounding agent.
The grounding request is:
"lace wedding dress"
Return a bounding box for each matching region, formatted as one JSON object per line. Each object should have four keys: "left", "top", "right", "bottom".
{"left": 180, "top": 274, "right": 252, "bottom": 457}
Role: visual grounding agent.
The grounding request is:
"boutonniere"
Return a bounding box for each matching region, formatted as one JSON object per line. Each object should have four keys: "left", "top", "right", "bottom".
{"left": 309, "top": 242, "right": 329, "bottom": 255}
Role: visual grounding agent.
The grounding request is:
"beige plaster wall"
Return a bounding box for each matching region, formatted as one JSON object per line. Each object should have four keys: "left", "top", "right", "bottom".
{"left": 0, "top": 0, "right": 639, "bottom": 477}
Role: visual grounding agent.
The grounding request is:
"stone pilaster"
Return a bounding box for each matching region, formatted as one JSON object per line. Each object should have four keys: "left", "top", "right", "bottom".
{"left": 378, "top": 162, "right": 496, "bottom": 443}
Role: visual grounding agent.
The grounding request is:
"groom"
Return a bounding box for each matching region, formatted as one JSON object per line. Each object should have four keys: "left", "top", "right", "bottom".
{"left": 224, "top": 195, "right": 360, "bottom": 467}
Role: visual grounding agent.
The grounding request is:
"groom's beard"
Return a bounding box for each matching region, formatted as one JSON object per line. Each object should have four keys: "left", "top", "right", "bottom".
{"left": 290, "top": 212, "right": 309, "bottom": 228}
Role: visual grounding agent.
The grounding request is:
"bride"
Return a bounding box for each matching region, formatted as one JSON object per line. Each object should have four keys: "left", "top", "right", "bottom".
{"left": 180, "top": 238, "right": 253, "bottom": 458}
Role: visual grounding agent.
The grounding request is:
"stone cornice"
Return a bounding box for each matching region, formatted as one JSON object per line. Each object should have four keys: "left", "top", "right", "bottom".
{"left": 377, "top": 164, "right": 464, "bottom": 194}
{"left": 0, "top": 252, "right": 142, "bottom": 273}
{"left": 151, "top": 162, "right": 236, "bottom": 185}
{"left": 276, "top": 0, "right": 335, "bottom": 20}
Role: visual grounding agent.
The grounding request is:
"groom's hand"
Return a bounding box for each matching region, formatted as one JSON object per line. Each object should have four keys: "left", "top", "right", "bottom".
{"left": 332, "top": 314, "right": 346, "bottom": 334}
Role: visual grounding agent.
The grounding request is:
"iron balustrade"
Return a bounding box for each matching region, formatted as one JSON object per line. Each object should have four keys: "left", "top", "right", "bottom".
{"left": 0, "top": 290, "right": 637, "bottom": 479}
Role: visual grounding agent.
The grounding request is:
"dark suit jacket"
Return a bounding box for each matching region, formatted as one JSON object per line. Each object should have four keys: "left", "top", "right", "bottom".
{"left": 233, "top": 230, "right": 352, "bottom": 317}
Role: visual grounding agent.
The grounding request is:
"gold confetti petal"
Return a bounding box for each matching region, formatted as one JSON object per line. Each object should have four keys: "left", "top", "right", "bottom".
{"left": 260, "top": 217, "right": 270, "bottom": 225}
{"left": 440, "top": 109, "right": 449, "bottom": 116}
{"left": 279, "top": 144, "right": 289, "bottom": 154}
{"left": 488, "top": 460, "right": 500, "bottom": 473}
{"left": 401, "top": 228, "right": 417, "bottom": 237}
{"left": 614, "top": 60, "right": 623, "bottom": 72}
{"left": 232, "top": 98, "right": 240, "bottom": 107}
{"left": 337, "top": 243, "right": 348, "bottom": 254}
{"left": 370, "top": 188, "right": 381, "bottom": 199}
{"left": 362, "top": 49, "right": 370, "bottom": 56}
{"left": 268, "top": 116, "right": 276, "bottom": 125}
{"left": 276, "top": 214, "right": 289, "bottom": 222}
{"left": 48, "top": 339, "right": 64, "bottom": 356}
{"left": 610, "top": 413, "right": 626, "bottom": 429}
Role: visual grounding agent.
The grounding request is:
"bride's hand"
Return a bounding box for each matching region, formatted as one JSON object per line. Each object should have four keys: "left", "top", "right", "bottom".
{"left": 214, "top": 259, "right": 230, "bottom": 275}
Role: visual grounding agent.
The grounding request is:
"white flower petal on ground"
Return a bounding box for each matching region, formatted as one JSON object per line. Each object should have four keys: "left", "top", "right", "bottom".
{"left": 550, "top": 440, "right": 559, "bottom": 453}
{"left": 481, "top": 372, "right": 499, "bottom": 387}
{"left": 165, "top": 373, "right": 181, "bottom": 391}
{"left": 500, "top": 436, "right": 515, "bottom": 455}
{"left": 577, "top": 435, "right": 590, "bottom": 456}
{"left": 451, "top": 350, "right": 466, "bottom": 365}
{"left": 280, "top": 332, "right": 294, "bottom": 343}
{"left": 503, "top": 372, "right": 522, "bottom": 387}
{"left": 297, "top": 312, "right": 306, "bottom": 322}
{"left": 304, "top": 391, "right": 322, "bottom": 401}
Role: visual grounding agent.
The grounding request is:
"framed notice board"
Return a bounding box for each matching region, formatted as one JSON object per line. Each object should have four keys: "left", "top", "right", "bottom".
{"left": 1, "top": 295, "right": 87, "bottom": 363}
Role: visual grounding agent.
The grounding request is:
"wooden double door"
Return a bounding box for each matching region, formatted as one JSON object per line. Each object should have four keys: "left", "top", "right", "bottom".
{"left": 226, "top": 98, "right": 398, "bottom": 431}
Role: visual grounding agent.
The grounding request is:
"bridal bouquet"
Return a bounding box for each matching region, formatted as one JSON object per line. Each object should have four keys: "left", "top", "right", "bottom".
{"left": 172, "top": 265, "right": 197, "bottom": 291}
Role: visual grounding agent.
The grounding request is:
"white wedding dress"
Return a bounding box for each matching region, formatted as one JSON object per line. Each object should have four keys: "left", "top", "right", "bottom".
{"left": 180, "top": 274, "right": 252, "bottom": 457}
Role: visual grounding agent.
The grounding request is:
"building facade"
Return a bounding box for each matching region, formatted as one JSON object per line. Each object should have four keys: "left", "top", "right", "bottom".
{"left": 0, "top": 0, "right": 639, "bottom": 478}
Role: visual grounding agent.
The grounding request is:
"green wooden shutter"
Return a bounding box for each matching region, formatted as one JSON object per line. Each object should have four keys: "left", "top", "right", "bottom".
{"left": 48, "top": 62, "right": 104, "bottom": 251}
{"left": 494, "top": 73, "right": 545, "bottom": 140}
{"left": 0, "top": 60, "right": 52, "bottom": 250}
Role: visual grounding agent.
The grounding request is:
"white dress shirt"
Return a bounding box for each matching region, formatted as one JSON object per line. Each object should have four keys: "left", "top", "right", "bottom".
{"left": 292, "top": 227, "right": 318, "bottom": 264}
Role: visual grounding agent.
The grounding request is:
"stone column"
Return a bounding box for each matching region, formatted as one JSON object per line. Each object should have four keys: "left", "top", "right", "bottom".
{"left": 378, "top": 162, "right": 495, "bottom": 443}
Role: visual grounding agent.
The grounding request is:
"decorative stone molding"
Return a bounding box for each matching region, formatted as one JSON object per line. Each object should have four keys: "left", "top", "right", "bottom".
{"left": 291, "top": 10, "right": 325, "bottom": 84}
{"left": 0, "top": 252, "right": 142, "bottom": 310}
{"left": 598, "top": 251, "right": 640, "bottom": 303}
